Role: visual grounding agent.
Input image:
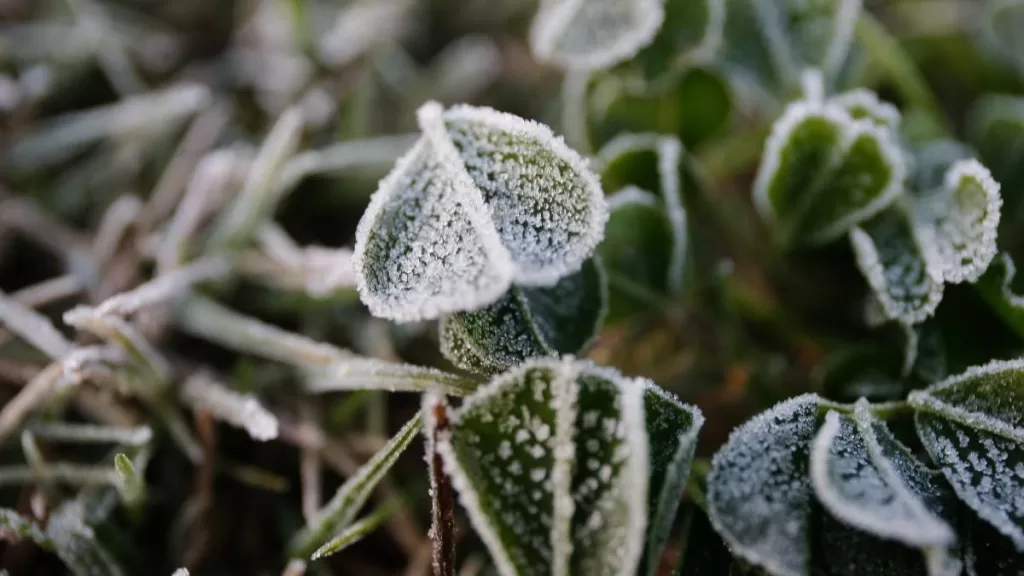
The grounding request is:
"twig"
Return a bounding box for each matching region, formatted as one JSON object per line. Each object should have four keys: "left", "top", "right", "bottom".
{"left": 424, "top": 395, "right": 455, "bottom": 576}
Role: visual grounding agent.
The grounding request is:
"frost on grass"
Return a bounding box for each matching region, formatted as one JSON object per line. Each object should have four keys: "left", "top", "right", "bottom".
{"left": 850, "top": 208, "right": 944, "bottom": 325}
{"left": 438, "top": 358, "right": 650, "bottom": 576}
{"left": 908, "top": 358, "right": 1024, "bottom": 550}
{"left": 754, "top": 100, "right": 905, "bottom": 246}
{"left": 529, "top": 0, "right": 665, "bottom": 71}
{"left": 440, "top": 257, "right": 606, "bottom": 376}
{"left": 707, "top": 394, "right": 821, "bottom": 576}
{"left": 637, "top": 383, "right": 704, "bottom": 576}
{"left": 182, "top": 373, "right": 278, "bottom": 441}
{"left": 353, "top": 101, "right": 605, "bottom": 322}
{"left": 597, "top": 134, "right": 688, "bottom": 293}
{"left": 926, "top": 159, "right": 1002, "bottom": 284}
{"left": 46, "top": 498, "right": 126, "bottom": 576}
{"left": 810, "top": 405, "right": 960, "bottom": 572}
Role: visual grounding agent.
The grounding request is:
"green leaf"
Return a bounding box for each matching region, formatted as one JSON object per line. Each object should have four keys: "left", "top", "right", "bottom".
{"left": 908, "top": 358, "right": 1024, "bottom": 551}
{"left": 707, "top": 394, "right": 821, "bottom": 576}
{"left": 353, "top": 101, "right": 606, "bottom": 322}
{"left": 908, "top": 140, "right": 973, "bottom": 201}
{"left": 597, "top": 134, "right": 688, "bottom": 293}
{"left": 438, "top": 358, "right": 652, "bottom": 576}
{"left": 976, "top": 252, "right": 1024, "bottom": 339}
{"left": 113, "top": 453, "right": 145, "bottom": 509}
{"left": 45, "top": 499, "right": 127, "bottom": 576}
{"left": 967, "top": 95, "right": 1024, "bottom": 227}
{"left": 755, "top": 100, "right": 906, "bottom": 246}
{"left": 979, "top": 0, "right": 1024, "bottom": 75}
{"left": 290, "top": 413, "right": 423, "bottom": 558}
{"left": 439, "top": 257, "right": 606, "bottom": 376}
{"left": 616, "top": 0, "right": 725, "bottom": 91}
{"left": 310, "top": 501, "right": 397, "bottom": 560}
{"left": 830, "top": 89, "right": 902, "bottom": 130}
{"left": 0, "top": 508, "right": 53, "bottom": 550}
{"left": 810, "top": 404, "right": 961, "bottom": 574}
{"left": 850, "top": 207, "right": 944, "bottom": 325}
{"left": 638, "top": 384, "right": 704, "bottom": 576}
{"left": 529, "top": 0, "right": 665, "bottom": 71}
{"left": 964, "top": 510, "right": 1024, "bottom": 576}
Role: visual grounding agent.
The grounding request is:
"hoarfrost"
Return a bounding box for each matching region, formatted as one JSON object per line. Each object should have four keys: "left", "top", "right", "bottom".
{"left": 529, "top": 0, "right": 665, "bottom": 71}
{"left": 930, "top": 159, "right": 1002, "bottom": 284}
{"left": 707, "top": 394, "right": 820, "bottom": 576}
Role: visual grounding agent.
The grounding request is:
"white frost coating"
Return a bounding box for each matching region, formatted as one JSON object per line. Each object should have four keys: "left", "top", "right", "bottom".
{"left": 595, "top": 132, "right": 660, "bottom": 169}
{"left": 932, "top": 159, "right": 1002, "bottom": 284}
{"left": 707, "top": 394, "right": 820, "bottom": 576}
{"left": 529, "top": 0, "right": 665, "bottom": 71}
{"left": 810, "top": 408, "right": 955, "bottom": 550}
{"left": 822, "top": 0, "right": 862, "bottom": 79}
{"left": 182, "top": 374, "right": 278, "bottom": 441}
{"left": 549, "top": 359, "right": 577, "bottom": 576}
{"left": 800, "top": 68, "right": 825, "bottom": 104}
{"left": 442, "top": 104, "right": 607, "bottom": 286}
{"left": 991, "top": 252, "right": 1024, "bottom": 308}
{"left": 849, "top": 212, "right": 944, "bottom": 325}
{"left": 0, "top": 290, "right": 72, "bottom": 359}
{"left": 829, "top": 89, "right": 902, "bottom": 130}
{"left": 171, "top": 570, "right": 189, "bottom": 576}
{"left": 606, "top": 186, "right": 659, "bottom": 210}
{"left": 656, "top": 137, "right": 687, "bottom": 294}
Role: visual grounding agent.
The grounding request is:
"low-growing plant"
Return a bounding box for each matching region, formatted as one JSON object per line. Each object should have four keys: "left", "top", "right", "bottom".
{"left": 3, "top": 0, "right": 1024, "bottom": 575}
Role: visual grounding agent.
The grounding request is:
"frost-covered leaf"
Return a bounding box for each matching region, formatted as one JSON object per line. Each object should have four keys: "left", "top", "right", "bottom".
{"left": 850, "top": 208, "right": 944, "bottom": 325}
{"left": 617, "top": 0, "right": 726, "bottom": 90}
{"left": 438, "top": 358, "right": 649, "bottom": 576}
{"left": 906, "top": 318, "right": 948, "bottom": 385}
{"left": 290, "top": 413, "right": 423, "bottom": 558}
{"left": 811, "top": 404, "right": 960, "bottom": 573}
{"left": 46, "top": 499, "right": 126, "bottom": 576}
{"left": 529, "top": 0, "right": 665, "bottom": 71}
{"left": 439, "top": 257, "right": 606, "bottom": 376}
{"left": 977, "top": 252, "right": 1024, "bottom": 339}
{"left": 908, "top": 358, "right": 1024, "bottom": 551}
{"left": 919, "top": 159, "right": 1002, "bottom": 284}
{"left": 980, "top": 0, "right": 1024, "bottom": 75}
{"left": 0, "top": 508, "right": 53, "bottom": 550}
{"left": 722, "top": 0, "right": 861, "bottom": 93}
{"left": 353, "top": 101, "right": 605, "bottom": 322}
{"left": 754, "top": 100, "right": 906, "bottom": 246}
{"left": 909, "top": 140, "right": 974, "bottom": 201}
{"left": 707, "top": 394, "right": 821, "bottom": 576}
{"left": 829, "top": 89, "right": 901, "bottom": 130}
{"left": 964, "top": 511, "right": 1024, "bottom": 576}
{"left": 638, "top": 384, "right": 704, "bottom": 576}
{"left": 597, "top": 134, "right": 688, "bottom": 293}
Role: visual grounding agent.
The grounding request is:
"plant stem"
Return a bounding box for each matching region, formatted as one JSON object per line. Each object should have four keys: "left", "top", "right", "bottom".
{"left": 426, "top": 398, "right": 455, "bottom": 576}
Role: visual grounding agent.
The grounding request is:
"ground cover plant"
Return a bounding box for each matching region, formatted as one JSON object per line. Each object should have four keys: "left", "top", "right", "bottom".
{"left": 0, "top": 0, "right": 1023, "bottom": 574}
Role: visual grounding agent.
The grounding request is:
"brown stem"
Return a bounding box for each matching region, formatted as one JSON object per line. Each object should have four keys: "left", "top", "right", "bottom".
{"left": 427, "top": 399, "right": 455, "bottom": 576}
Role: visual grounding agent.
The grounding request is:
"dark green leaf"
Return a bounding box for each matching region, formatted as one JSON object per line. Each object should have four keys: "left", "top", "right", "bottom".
{"left": 976, "top": 252, "right": 1024, "bottom": 339}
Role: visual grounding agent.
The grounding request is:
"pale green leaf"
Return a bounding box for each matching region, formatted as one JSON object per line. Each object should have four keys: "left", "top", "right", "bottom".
{"left": 439, "top": 258, "right": 606, "bottom": 376}
{"left": 707, "top": 394, "right": 821, "bottom": 576}
{"left": 755, "top": 100, "right": 906, "bottom": 246}
{"left": 830, "top": 89, "right": 901, "bottom": 130}
{"left": 811, "top": 404, "right": 960, "bottom": 574}
{"left": 353, "top": 101, "right": 606, "bottom": 322}
{"left": 908, "top": 358, "right": 1024, "bottom": 551}
{"left": 310, "top": 502, "right": 396, "bottom": 560}
{"left": 290, "top": 413, "right": 423, "bottom": 558}
{"left": 438, "top": 358, "right": 649, "bottom": 576}
{"left": 529, "top": 0, "right": 665, "bottom": 71}
{"left": 850, "top": 207, "right": 944, "bottom": 325}
{"left": 113, "top": 453, "right": 144, "bottom": 508}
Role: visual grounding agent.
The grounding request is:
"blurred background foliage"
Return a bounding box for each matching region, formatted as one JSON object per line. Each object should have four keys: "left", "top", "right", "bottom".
{"left": 1, "top": 0, "right": 1024, "bottom": 574}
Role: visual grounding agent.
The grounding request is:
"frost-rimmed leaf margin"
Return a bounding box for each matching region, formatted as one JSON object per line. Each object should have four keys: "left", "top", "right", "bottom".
{"left": 439, "top": 257, "right": 607, "bottom": 376}
{"left": 753, "top": 98, "right": 906, "bottom": 246}
{"left": 352, "top": 101, "right": 606, "bottom": 322}
{"left": 638, "top": 382, "right": 705, "bottom": 576}
{"left": 706, "top": 393, "right": 821, "bottom": 576}
{"left": 976, "top": 251, "right": 1024, "bottom": 338}
{"left": 829, "top": 89, "right": 901, "bottom": 130}
{"left": 931, "top": 158, "right": 1002, "bottom": 284}
{"left": 597, "top": 133, "right": 688, "bottom": 293}
{"left": 436, "top": 357, "right": 651, "bottom": 576}
{"left": 810, "top": 404, "right": 961, "bottom": 575}
{"left": 908, "top": 357, "right": 1024, "bottom": 551}
{"left": 849, "top": 207, "right": 945, "bottom": 325}
{"left": 529, "top": 0, "right": 665, "bottom": 72}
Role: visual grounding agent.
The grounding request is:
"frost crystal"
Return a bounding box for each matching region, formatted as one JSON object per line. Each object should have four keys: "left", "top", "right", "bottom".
{"left": 811, "top": 405, "right": 958, "bottom": 563}
{"left": 707, "top": 394, "right": 820, "bottom": 576}
{"left": 529, "top": 0, "right": 665, "bottom": 71}
{"left": 754, "top": 100, "right": 906, "bottom": 246}
{"left": 929, "top": 159, "right": 1002, "bottom": 284}
{"left": 908, "top": 358, "right": 1024, "bottom": 550}
{"left": 353, "top": 101, "right": 606, "bottom": 322}
{"left": 437, "top": 358, "right": 651, "bottom": 576}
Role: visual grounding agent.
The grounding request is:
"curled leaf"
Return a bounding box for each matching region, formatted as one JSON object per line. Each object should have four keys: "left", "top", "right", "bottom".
{"left": 440, "top": 257, "right": 606, "bottom": 376}
{"left": 850, "top": 208, "right": 944, "bottom": 325}
{"left": 908, "top": 358, "right": 1024, "bottom": 551}
{"left": 529, "top": 0, "right": 665, "bottom": 71}
{"left": 927, "top": 159, "right": 1002, "bottom": 284}
{"left": 755, "top": 100, "right": 906, "bottom": 246}
{"left": 437, "top": 358, "right": 652, "bottom": 576}
{"left": 353, "top": 101, "right": 606, "bottom": 322}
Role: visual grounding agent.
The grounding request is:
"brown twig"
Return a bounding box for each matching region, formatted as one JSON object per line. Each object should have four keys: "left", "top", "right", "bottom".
{"left": 426, "top": 397, "right": 455, "bottom": 576}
